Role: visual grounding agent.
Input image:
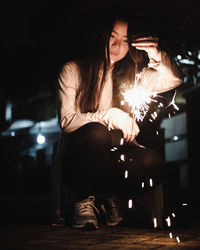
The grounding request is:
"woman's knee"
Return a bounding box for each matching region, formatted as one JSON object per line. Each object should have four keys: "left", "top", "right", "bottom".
{"left": 142, "top": 148, "right": 164, "bottom": 169}
{"left": 73, "top": 122, "right": 111, "bottom": 146}
{"left": 140, "top": 148, "right": 165, "bottom": 182}
{"left": 126, "top": 146, "right": 164, "bottom": 178}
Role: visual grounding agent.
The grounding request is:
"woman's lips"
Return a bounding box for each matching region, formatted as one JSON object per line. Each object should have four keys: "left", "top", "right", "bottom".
{"left": 110, "top": 52, "right": 118, "bottom": 56}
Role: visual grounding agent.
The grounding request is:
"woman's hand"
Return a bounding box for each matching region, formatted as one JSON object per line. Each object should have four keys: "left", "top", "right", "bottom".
{"left": 121, "top": 115, "right": 140, "bottom": 142}
{"left": 131, "top": 36, "right": 161, "bottom": 62}
{"left": 106, "top": 108, "right": 139, "bottom": 141}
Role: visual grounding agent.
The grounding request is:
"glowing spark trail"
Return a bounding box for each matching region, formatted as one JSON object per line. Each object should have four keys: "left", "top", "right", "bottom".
{"left": 176, "top": 236, "right": 181, "bottom": 243}
{"left": 149, "top": 178, "right": 153, "bottom": 187}
{"left": 153, "top": 217, "right": 157, "bottom": 228}
{"left": 166, "top": 216, "right": 171, "bottom": 227}
{"left": 128, "top": 199, "right": 133, "bottom": 208}
{"left": 167, "top": 91, "right": 179, "bottom": 111}
{"left": 120, "top": 154, "right": 125, "bottom": 161}
{"left": 120, "top": 138, "right": 124, "bottom": 145}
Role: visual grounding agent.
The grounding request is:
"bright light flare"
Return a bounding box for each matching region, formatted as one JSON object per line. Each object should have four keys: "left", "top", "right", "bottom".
{"left": 121, "top": 86, "right": 157, "bottom": 122}
{"left": 37, "top": 134, "right": 45, "bottom": 144}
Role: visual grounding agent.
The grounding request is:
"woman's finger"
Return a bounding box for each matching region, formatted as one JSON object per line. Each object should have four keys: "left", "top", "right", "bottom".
{"left": 132, "top": 37, "right": 159, "bottom": 43}
{"left": 134, "top": 46, "right": 156, "bottom": 51}
{"left": 132, "top": 42, "right": 158, "bottom": 47}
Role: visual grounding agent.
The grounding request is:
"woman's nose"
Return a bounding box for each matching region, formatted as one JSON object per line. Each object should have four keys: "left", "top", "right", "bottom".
{"left": 112, "top": 40, "right": 121, "bottom": 48}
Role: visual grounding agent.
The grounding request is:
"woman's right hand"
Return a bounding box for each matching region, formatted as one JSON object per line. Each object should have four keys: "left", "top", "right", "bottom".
{"left": 121, "top": 115, "right": 140, "bottom": 142}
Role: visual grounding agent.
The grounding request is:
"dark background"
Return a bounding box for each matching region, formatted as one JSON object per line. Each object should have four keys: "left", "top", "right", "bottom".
{"left": 1, "top": 0, "right": 200, "bottom": 121}
{"left": 0, "top": 0, "right": 200, "bottom": 226}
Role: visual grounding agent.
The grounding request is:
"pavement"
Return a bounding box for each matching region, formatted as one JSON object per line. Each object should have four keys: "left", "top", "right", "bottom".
{"left": 0, "top": 195, "right": 200, "bottom": 249}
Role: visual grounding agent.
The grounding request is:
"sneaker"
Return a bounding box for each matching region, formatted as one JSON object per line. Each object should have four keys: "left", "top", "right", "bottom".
{"left": 100, "top": 196, "right": 123, "bottom": 226}
{"left": 72, "top": 196, "right": 99, "bottom": 229}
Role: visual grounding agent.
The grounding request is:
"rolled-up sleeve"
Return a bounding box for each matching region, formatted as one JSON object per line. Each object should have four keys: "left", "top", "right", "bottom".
{"left": 140, "top": 51, "right": 183, "bottom": 93}
{"left": 57, "top": 62, "right": 129, "bottom": 133}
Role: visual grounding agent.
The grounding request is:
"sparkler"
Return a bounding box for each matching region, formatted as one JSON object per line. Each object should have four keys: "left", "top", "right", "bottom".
{"left": 117, "top": 70, "right": 183, "bottom": 241}
{"left": 121, "top": 74, "right": 180, "bottom": 123}
{"left": 121, "top": 85, "right": 158, "bottom": 122}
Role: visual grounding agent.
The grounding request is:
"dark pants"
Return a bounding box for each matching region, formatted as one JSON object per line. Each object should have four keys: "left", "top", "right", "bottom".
{"left": 62, "top": 122, "right": 165, "bottom": 226}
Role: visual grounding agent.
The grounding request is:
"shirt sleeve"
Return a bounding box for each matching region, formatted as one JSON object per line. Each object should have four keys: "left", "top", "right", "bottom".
{"left": 57, "top": 62, "right": 129, "bottom": 133}
{"left": 140, "top": 51, "right": 183, "bottom": 93}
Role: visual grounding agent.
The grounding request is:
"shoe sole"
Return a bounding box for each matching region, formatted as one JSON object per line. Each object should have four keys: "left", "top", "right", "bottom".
{"left": 72, "top": 222, "right": 98, "bottom": 230}
{"left": 107, "top": 219, "right": 123, "bottom": 227}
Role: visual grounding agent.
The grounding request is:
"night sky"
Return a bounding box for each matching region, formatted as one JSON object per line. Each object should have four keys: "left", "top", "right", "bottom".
{"left": 1, "top": 0, "right": 200, "bottom": 105}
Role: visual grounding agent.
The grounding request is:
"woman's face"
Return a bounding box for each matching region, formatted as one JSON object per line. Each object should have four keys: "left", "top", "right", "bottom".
{"left": 109, "top": 20, "right": 129, "bottom": 64}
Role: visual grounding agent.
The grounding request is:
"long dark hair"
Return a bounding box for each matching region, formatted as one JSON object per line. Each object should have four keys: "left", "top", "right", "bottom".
{"left": 76, "top": 16, "right": 149, "bottom": 113}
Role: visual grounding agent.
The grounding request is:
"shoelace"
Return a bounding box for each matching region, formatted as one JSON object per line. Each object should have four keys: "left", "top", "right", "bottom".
{"left": 77, "top": 196, "right": 99, "bottom": 214}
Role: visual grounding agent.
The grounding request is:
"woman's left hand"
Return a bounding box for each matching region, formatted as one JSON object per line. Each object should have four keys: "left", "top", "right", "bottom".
{"left": 131, "top": 36, "right": 161, "bottom": 62}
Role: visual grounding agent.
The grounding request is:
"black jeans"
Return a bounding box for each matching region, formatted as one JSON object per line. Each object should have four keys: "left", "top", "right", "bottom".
{"left": 62, "top": 122, "right": 165, "bottom": 201}
{"left": 61, "top": 122, "right": 167, "bottom": 226}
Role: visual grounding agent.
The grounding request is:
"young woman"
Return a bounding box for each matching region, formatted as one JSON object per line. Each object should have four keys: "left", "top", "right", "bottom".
{"left": 55, "top": 17, "right": 182, "bottom": 229}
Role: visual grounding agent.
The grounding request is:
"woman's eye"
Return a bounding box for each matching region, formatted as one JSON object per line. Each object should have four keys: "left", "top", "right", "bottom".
{"left": 123, "top": 40, "right": 128, "bottom": 43}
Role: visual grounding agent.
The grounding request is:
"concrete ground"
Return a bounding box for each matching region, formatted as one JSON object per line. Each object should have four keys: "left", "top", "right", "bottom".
{"left": 0, "top": 195, "right": 200, "bottom": 249}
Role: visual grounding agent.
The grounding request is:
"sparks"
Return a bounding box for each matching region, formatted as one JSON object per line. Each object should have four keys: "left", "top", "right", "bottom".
{"left": 120, "top": 154, "right": 125, "bottom": 161}
{"left": 120, "top": 138, "right": 124, "bottom": 145}
{"left": 166, "top": 216, "right": 171, "bottom": 227}
{"left": 128, "top": 199, "right": 133, "bottom": 208}
{"left": 121, "top": 85, "right": 157, "bottom": 122}
{"left": 176, "top": 236, "right": 181, "bottom": 243}
{"left": 167, "top": 91, "right": 179, "bottom": 111}
{"left": 149, "top": 178, "right": 153, "bottom": 187}
{"left": 125, "top": 170, "right": 128, "bottom": 179}
{"left": 169, "top": 232, "right": 173, "bottom": 238}
{"left": 158, "top": 102, "right": 163, "bottom": 108}
{"left": 153, "top": 217, "right": 157, "bottom": 228}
